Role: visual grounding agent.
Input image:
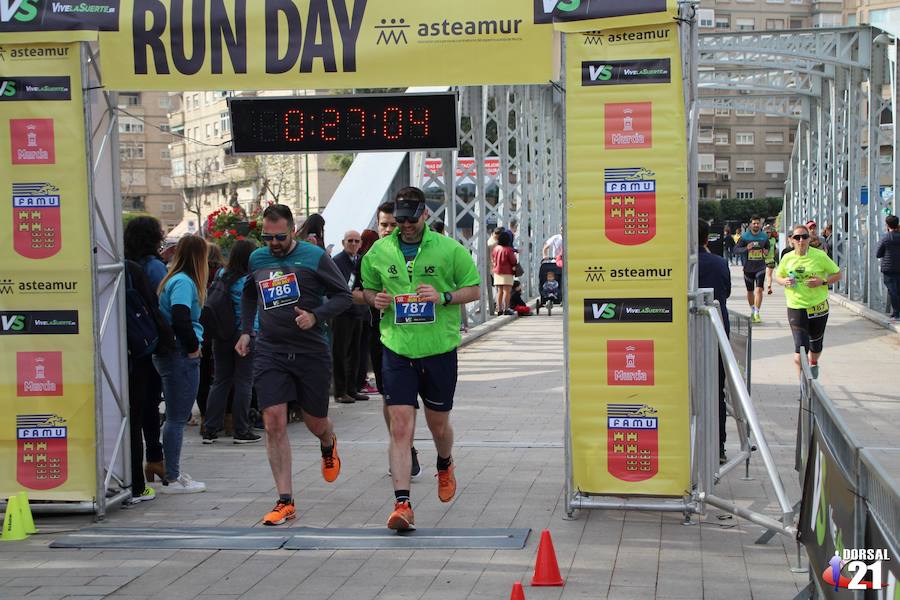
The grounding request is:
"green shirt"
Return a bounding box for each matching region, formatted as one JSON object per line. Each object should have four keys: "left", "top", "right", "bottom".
{"left": 776, "top": 247, "right": 839, "bottom": 309}
{"left": 361, "top": 227, "right": 480, "bottom": 359}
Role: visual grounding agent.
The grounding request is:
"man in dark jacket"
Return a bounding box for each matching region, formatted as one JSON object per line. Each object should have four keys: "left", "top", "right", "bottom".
{"left": 698, "top": 221, "right": 732, "bottom": 463}
{"left": 876, "top": 214, "right": 900, "bottom": 322}
{"left": 332, "top": 230, "right": 370, "bottom": 403}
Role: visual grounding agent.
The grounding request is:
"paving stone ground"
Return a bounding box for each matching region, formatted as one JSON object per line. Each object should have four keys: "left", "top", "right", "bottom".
{"left": 1, "top": 268, "right": 896, "bottom": 599}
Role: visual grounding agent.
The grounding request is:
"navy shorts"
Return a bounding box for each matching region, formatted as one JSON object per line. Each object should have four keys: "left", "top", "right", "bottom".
{"left": 744, "top": 270, "right": 766, "bottom": 292}
{"left": 253, "top": 349, "right": 331, "bottom": 418}
{"left": 382, "top": 347, "right": 458, "bottom": 412}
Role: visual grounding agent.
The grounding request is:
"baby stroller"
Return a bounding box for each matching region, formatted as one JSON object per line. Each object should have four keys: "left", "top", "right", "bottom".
{"left": 535, "top": 258, "right": 562, "bottom": 316}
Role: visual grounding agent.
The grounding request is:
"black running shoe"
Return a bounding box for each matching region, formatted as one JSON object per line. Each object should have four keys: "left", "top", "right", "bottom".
{"left": 233, "top": 431, "right": 262, "bottom": 444}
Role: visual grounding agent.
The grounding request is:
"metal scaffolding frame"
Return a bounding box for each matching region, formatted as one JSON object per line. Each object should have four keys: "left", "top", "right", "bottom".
{"left": 699, "top": 26, "right": 899, "bottom": 314}
{"left": 412, "top": 85, "right": 564, "bottom": 323}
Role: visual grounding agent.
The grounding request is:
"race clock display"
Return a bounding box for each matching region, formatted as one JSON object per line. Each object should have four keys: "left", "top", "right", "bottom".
{"left": 228, "top": 92, "right": 458, "bottom": 154}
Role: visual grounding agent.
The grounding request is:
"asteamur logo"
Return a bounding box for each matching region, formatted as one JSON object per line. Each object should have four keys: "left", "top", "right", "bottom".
{"left": 377, "top": 14, "right": 527, "bottom": 46}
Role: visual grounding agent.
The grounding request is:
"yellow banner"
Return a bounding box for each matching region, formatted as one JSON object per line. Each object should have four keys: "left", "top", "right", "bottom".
{"left": 0, "top": 43, "right": 97, "bottom": 501}
{"left": 98, "top": 0, "right": 554, "bottom": 91}
{"left": 565, "top": 22, "right": 690, "bottom": 496}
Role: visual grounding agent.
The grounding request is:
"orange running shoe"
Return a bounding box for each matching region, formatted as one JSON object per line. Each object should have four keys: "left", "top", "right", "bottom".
{"left": 387, "top": 500, "right": 416, "bottom": 531}
{"left": 321, "top": 435, "right": 341, "bottom": 482}
{"left": 436, "top": 464, "right": 456, "bottom": 502}
{"left": 262, "top": 499, "right": 296, "bottom": 526}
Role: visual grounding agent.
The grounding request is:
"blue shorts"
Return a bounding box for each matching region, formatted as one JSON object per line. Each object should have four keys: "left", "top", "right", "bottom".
{"left": 382, "top": 347, "right": 458, "bottom": 412}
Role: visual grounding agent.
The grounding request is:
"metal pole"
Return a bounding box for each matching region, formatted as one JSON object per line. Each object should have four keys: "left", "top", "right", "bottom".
{"left": 560, "top": 34, "right": 576, "bottom": 519}
{"left": 701, "top": 306, "right": 796, "bottom": 520}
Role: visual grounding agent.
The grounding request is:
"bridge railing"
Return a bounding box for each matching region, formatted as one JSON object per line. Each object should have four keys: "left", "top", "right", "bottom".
{"left": 796, "top": 353, "right": 900, "bottom": 598}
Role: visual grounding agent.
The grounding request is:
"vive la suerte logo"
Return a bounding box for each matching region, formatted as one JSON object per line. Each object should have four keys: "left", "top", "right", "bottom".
{"left": 582, "top": 59, "right": 671, "bottom": 86}
{"left": 0, "top": 76, "right": 70, "bottom": 101}
{"left": 583, "top": 298, "right": 673, "bottom": 323}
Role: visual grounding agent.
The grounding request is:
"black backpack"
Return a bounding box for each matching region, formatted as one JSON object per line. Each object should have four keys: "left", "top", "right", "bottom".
{"left": 124, "top": 265, "right": 160, "bottom": 359}
{"left": 200, "top": 270, "right": 240, "bottom": 341}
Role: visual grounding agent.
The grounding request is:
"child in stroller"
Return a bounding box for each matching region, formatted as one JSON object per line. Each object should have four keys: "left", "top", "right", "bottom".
{"left": 536, "top": 258, "right": 562, "bottom": 315}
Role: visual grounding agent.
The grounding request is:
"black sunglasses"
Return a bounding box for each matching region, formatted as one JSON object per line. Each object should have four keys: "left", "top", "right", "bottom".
{"left": 261, "top": 233, "right": 290, "bottom": 242}
{"left": 395, "top": 215, "right": 419, "bottom": 224}
{"left": 791, "top": 233, "right": 810, "bottom": 241}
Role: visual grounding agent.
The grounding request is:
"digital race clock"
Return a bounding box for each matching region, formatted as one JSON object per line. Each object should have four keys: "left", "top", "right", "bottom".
{"left": 228, "top": 92, "right": 458, "bottom": 154}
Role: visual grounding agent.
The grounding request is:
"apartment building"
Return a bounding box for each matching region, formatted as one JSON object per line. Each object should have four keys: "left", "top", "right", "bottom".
{"left": 117, "top": 91, "right": 183, "bottom": 229}
{"left": 169, "top": 90, "right": 342, "bottom": 232}
{"left": 696, "top": 0, "right": 843, "bottom": 201}
{"left": 845, "top": 0, "right": 900, "bottom": 33}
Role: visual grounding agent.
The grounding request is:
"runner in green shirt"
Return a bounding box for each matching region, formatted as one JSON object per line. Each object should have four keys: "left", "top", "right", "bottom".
{"left": 361, "top": 186, "right": 480, "bottom": 531}
{"left": 775, "top": 224, "right": 842, "bottom": 379}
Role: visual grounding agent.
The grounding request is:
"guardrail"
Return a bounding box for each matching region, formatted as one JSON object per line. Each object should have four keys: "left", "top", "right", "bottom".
{"left": 795, "top": 355, "right": 900, "bottom": 599}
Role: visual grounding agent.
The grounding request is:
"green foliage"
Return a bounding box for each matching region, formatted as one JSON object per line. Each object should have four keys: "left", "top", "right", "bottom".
{"left": 715, "top": 197, "right": 784, "bottom": 224}
{"left": 122, "top": 212, "right": 152, "bottom": 228}
{"left": 699, "top": 200, "right": 719, "bottom": 223}
{"left": 327, "top": 153, "right": 355, "bottom": 175}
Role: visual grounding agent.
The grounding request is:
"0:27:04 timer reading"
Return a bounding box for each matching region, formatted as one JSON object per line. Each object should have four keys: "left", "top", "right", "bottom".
{"left": 278, "top": 107, "right": 431, "bottom": 142}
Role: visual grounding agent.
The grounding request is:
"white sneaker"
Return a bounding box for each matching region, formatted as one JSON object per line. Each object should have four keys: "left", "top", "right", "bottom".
{"left": 159, "top": 472, "right": 207, "bottom": 494}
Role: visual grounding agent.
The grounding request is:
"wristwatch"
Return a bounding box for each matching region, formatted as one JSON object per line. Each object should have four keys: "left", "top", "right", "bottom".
{"left": 442, "top": 291, "right": 453, "bottom": 306}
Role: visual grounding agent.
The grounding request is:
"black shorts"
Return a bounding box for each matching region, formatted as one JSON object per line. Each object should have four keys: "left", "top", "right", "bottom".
{"left": 744, "top": 270, "right": 766, "bottom": 292}
{"left": 382, "top": 347, "right": 458, "bottom": 412}
{"left": 253, "top": 350, "right": 331, "bottom": 418}
{"left": 787, "top": 304, "right": 829, "bottom": 353}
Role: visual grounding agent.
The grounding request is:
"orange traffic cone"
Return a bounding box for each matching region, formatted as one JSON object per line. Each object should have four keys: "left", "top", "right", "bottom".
{"left": 510, "top": 581, "right": 526, "bottom": 599}
{"left": 530, "top": 529, "right": 564, "bottom": 586}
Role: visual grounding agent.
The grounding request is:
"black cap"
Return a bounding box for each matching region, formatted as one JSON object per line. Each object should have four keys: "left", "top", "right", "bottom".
{"left": 394, "top": 196, "right": 426, "bottom": 221}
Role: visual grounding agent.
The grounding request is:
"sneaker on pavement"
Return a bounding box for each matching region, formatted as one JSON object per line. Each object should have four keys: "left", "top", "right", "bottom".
{"left": 233, "top": 431, "right": 262, "bottom": 444}
{"left": 159, "top": 473, "right": 206, "bottom": 494}
{"left": 349, "top": 392, "right": 370, "bottom": 401}
{"left": 436, "top": 464, "right": 456, "bottom": 502}
{"left": 361, "top": 384, "right": 379, "bottom": 394}
{"left": 201, "top": 431, "right": 218, "bottom": 444}
{"left": 334, "top": 395, "right": 355, "bottom": 404}
{"left": 321, "top": 435, "right": 341, "bottom": 482}
{"left": 387, "top": 500, "right": 416, "bottom": 531}
{"left": 127, "top": 485, "right": 156, "bottom": 505}
{"left": 410, "top": 447, "right": 422, "bottom": 480}
{"left": 263, "top": 499, "right": 296, "bottom": 526}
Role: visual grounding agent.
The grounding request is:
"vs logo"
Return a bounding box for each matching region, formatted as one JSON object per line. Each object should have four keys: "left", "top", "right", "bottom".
{"left": 588, "top": 64, "right": 613, "bottom": 82}
{"left": 542, "top": 0, "right": 581, "bottom": 12}
{"left": 0, "top": 0, "right": 39, "bottom": 23}
{"left": 1, "top": 313, "right": 26, "bottom": 332}
{"left": 423, "top": 265, "right": 436, "bottom": 275}
{"left": 0, "top": 80, "right": 15, "bottom": 96}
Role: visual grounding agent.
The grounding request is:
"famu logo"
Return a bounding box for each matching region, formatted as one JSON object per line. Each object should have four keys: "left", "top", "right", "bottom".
{"left": 604, "top": 167, "right": 656, "bottom": 245}
{"left": 0, "top": 0, "right": 40, "bottom": 23}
